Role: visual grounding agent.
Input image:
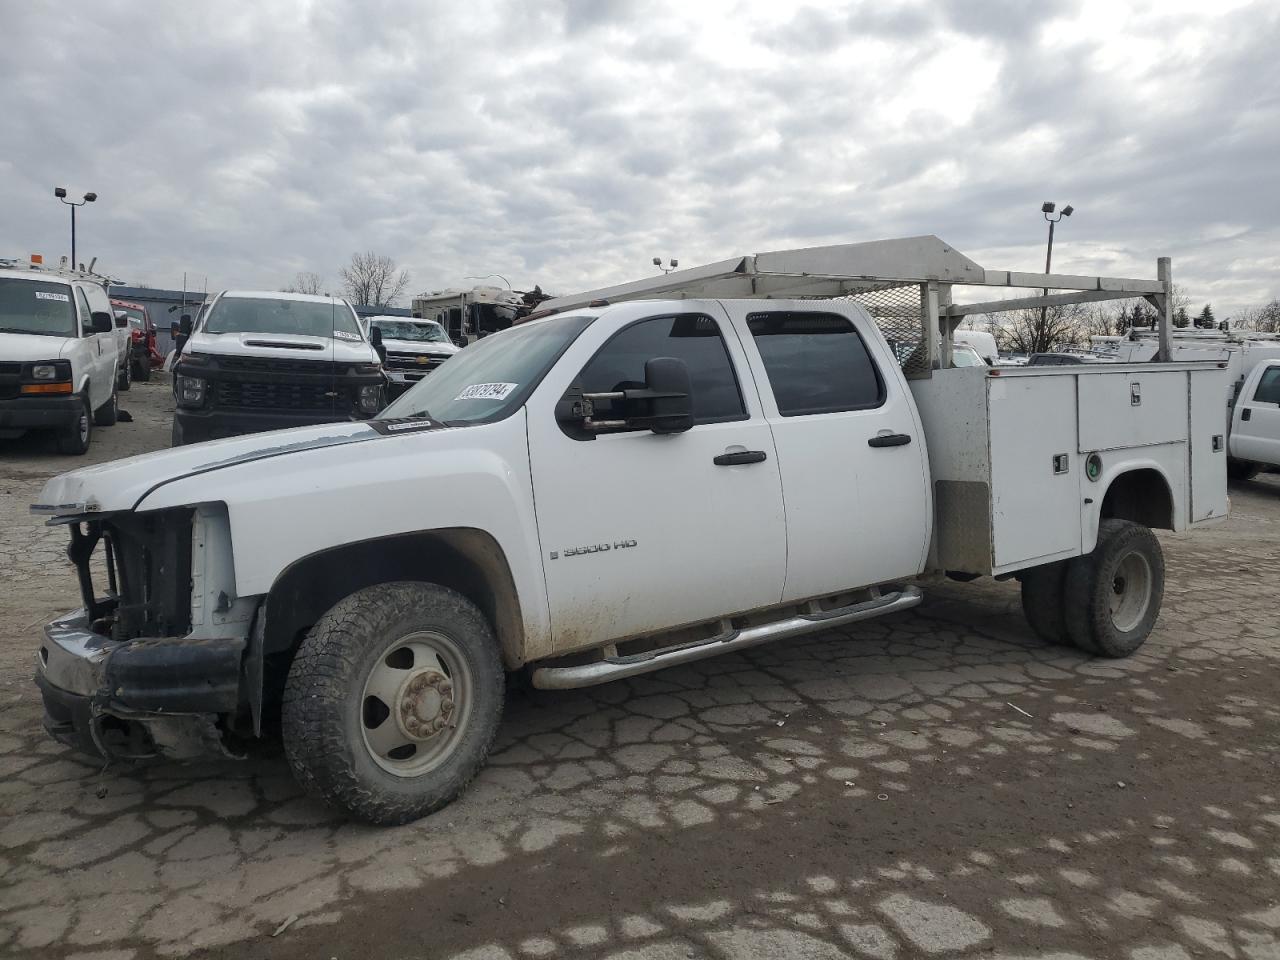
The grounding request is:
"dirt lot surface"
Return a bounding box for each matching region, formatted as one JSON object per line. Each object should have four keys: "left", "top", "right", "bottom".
{"left": 1, "top": 379, "right": 1278, "bottom": 960}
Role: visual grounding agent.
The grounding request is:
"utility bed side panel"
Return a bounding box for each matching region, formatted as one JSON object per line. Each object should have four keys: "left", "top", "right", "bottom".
{"left": 988, "top": 375, "right": 1080, "bottom": 568}
{"left": 1190, "top": 368, "right": 1230, "bottom": 523}
{"left": 1077, "top": 371, "right": 1189, "bottom": 451}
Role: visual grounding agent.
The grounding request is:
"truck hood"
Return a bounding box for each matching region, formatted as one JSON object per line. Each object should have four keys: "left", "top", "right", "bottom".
{"left": 0, "top": 332, "right": 76, "bottom": 363}
{"left": 33, "top": 420, "right": 389, "bottom": 516}
{"left": 184, "top": 331, "right": 378, "bottom": 364}
{"left": 382, "top": 337, "right": 459, "bottom": 357}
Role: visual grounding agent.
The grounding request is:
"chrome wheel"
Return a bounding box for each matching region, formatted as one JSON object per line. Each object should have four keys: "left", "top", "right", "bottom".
{"left": 360, "top": 631, "right": 473, "bottom": 777}
{"left": 77, "top": 409, "right": 89, "bottom": 445}
{"left": 1109, "top": 551, "right": 1152, "bottom": 633}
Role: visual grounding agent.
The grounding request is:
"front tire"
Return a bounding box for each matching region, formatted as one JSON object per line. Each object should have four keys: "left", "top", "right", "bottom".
{"left": 56, "top": 393, "right": 92, "bottom": 455}
{"left": 1063, "top": 519, "right": 1164, "bottom": 658}
{"left": 133, "top": 352, "right": 152, "bottom": 382}
{"left": 282, "top": 581, "right": 505, "bottom": 825}
{"left": 118, "top": 350, "right": 132, "bottom": 391}
{"left": 1228, "top": 458, "right": 1260, "bottom": 481}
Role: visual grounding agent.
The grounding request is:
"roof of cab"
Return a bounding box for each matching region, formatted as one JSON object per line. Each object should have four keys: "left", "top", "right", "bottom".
{"left": 217, "top": 290, "right": 352, "bottom": 304}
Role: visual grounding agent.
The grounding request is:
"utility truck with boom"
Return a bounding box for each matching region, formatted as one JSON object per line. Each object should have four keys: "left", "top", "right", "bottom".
{"left": 31, "top": 236, "right": 1228, "bottom": 824}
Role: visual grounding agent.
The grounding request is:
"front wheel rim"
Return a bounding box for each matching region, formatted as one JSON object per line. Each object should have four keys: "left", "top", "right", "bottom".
{"left": 360, "top": 631, "right": 473, "bottom": 777}
{"left": 78, "top": 407, "right": 89, "bottom": 444}
{"left": 1109, "top": 551, "right": 1152, "bottom": 633}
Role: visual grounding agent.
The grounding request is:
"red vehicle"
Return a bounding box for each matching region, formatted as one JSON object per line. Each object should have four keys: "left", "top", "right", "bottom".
{"left": 110, "top": 299, "right": 162, "bottom": 382}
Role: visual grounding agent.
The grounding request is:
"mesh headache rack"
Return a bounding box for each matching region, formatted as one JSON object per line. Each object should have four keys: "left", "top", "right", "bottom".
{"left": 536, "top": 235, "right": 1181, "bottom": 375}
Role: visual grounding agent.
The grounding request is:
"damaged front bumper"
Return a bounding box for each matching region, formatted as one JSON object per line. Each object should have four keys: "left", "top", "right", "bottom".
{"left": 36, "top": 608, "right": 246, "bottom": 761}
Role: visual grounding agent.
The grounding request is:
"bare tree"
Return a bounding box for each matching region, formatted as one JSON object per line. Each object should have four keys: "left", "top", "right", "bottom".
{"left": 282, "top": 271, "right": 325, "bottom": 295}
{"left": 990, "top": 304, "right": 1085, "bottom": 354}
{"left": 1082, "top": 303, "right": 1130, "bottom": 338}
{"left": 1236, "top": 300, "right": 1280, "bottom": 333}
{"left": 340, "top": 252, "right": 410, "bottom": 308}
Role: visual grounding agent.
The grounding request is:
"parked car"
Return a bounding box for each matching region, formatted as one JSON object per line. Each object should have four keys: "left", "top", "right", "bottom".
{"left": 950, "top": 342, "right": 987, "bottom": 367}
{"left": 111, "top": 298, "right": 163, "bottom": 381}
{"left": 1228, "top": 358, "right": 1280, "bottom": 480}
{"left": 168, "top": 291, "right": 387, "bottom": 445}
{"left": 364, "top": 315, "right": 460, "bottom": 397}
{"left": 32, "top": 293, "right": 1227, "bottom": 823}
{"left": 0, "top": 259, "right": 121, "bottom": 453}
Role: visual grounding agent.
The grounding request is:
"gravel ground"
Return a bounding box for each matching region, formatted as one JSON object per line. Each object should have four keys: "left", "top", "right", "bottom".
{"left": 0, "top": 380, "right": 1278, "bottom": 960}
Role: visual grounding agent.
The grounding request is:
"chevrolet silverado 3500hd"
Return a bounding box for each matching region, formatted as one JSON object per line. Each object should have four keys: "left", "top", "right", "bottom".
{"left": 31, "top": 237, "right": 1228, "bottom": 824}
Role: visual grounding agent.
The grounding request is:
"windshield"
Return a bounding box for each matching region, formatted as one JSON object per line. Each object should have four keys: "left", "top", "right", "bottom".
{"left": 205, "top": 296, "right": 363, "bottom": 340}
{"left": 0, "top": 278, "right": 77, "bottom": 337}
{"left": 380, "top": 315, "right": 594, "bottom": 425}
{"left": 951, "top": 344, "right": 986, "bottom": 367}
{"left": 375, "top": 320, "right": 450, "bottom": 343}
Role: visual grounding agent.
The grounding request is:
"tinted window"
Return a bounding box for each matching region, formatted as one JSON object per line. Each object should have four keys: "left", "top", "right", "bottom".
{"left": 747, "top": 311, "right": 884, "bottom": 416}
{"left": 576, "top": 313, "right": 745, "bottom": 425}
{"left": 1254, "top": 367, "right": 1280, "bottom": 405}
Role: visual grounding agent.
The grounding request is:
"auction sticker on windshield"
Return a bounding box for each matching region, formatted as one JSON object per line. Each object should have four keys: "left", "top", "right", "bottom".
{"left": 35, "top": 291, "right": 70, "bottom": 302}
{"left": 457, "top": 382, "right": 518, "bottom": 401}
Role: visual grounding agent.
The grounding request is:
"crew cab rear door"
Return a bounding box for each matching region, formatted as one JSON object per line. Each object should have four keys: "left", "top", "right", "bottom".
{"left": 724, "top": 302, "right": 931, "bottom": 602}
{"left": 525, "top": 302, "right": 787, "bottom": 653}
{"left": 1231, "top": 361, "right": 1280, "bottom": 466}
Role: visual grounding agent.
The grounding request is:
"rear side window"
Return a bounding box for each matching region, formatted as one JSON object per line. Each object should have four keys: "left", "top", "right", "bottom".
{"left": 575, "top": 313, "right": 746, "bottom": 426}
{"left": 747, "top": 311, "right": 885, "bottom": 416}
{"left": 1254, "top": 367, "right": 1280, "bottom": 405}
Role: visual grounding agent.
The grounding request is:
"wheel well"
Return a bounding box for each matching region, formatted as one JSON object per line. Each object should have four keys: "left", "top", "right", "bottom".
{"left": 264, "top": 528, "right": 525, "bottom": 669}
{"left": 1100, "top": 468, "right": 1174, "bottom": 531}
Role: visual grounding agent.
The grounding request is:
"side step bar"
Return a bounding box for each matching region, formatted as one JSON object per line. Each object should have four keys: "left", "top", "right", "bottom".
{"left": 531, "top": 585, "right": 924, "bottom": 690}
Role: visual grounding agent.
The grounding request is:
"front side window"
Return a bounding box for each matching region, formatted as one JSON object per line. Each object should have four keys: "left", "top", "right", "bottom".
{"left": 747, "top": 311, "right": 885, "bottom": 416}
{"left": 1254, "top": 367, "right": 1280, "bottom": 405}
{"left": 74, "top": 288, "right": 94, "bottom": 337}
{"left": 0, "top": 279, "right": 77, "bottom": 338}
{"left": 380, "top": 314, "right": 595, "bottom": 425}
{"left": 575, "top": 313, "right": 746, "bottom": 426}
{"left": 204, "top": 297, "right": 363, "bottom": 340}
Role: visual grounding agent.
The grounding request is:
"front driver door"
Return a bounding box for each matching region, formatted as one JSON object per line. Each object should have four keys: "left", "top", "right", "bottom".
{"left": 525, "top": 303, "right": 787, "bottom": 654}
{"left": 73, "top": 286, "right": 110, "bottom": 409}
{"left": 1232, "top": 363, "right": 1280, "bottom": 465}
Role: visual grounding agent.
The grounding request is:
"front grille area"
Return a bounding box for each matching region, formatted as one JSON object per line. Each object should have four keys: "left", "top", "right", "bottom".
{"left": 217, "top": 356, "right": 353, "bottom": 376}
{"left": 385, "top": 352, "right": 448, "bottom": 372}
{"left": 215, "top": 380, "right": 337, "bottom": 411}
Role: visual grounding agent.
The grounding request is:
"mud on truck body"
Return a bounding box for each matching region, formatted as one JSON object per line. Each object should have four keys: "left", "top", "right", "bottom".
{"left": 33, "top": 236, "right": 1228, "bottom": 824}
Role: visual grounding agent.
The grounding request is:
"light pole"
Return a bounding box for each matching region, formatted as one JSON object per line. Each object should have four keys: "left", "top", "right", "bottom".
{"left": 1040, "top": 201, "right": 1073, "bottom": 328}
{"left": 54, "top": 187, "right": 97, "bottom": 270}
{"left": 652, "top": 257, "right": 678, "bottom": 275}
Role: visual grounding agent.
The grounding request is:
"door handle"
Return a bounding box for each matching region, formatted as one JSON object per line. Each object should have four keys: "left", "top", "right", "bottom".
{"left": 714, "top": 450, "right": 768, "bottom": 466}
{"left": 1242, "top": 408, "right": 1252, "bottom": 422}
{"left": 868, "top": 433, "right": 912, "bottom": 448}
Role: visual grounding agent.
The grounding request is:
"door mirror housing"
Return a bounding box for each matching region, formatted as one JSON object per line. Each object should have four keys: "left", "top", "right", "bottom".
{"left": 368, "top": 325, "right": 383, "bottom": 347}
{"left": 557, "top": 356, "right": 694, "bottom": 437}
{"left": 179, "top": 315, "right": 193, "bottom": 336}
{"left": 91, "top": 311, "right": 114, "bottom": 334}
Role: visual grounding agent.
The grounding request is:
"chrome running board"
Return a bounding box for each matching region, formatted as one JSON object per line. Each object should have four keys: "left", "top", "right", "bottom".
{"left": 531, "top": 585, "right": 923, "bottom": 690}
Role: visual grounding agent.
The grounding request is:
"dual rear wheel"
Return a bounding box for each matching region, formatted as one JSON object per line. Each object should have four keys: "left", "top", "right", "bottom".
{"left": 1020, "top": 519, "right": 1164, "bottom": 658}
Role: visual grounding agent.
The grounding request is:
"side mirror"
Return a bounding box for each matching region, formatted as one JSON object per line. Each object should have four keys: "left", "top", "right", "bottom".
{"left": 179, "top": 315, "right": 192, "bottom": 336}
{"left": 557, "top": 356, "right": 693, "bottom": 436}
{"left": 91, "top": 311, "right": 114, "bottom": 334}
{"left": 368, "top": 326, "right": 383, "bottom": 347}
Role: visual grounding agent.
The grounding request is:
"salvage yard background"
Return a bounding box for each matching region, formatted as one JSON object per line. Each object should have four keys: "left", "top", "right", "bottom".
{"left": 1, "top": 380, "right": 1279, "bottom": 959}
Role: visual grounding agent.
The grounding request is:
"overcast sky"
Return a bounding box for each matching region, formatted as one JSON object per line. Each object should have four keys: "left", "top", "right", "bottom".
{"left": 2, "top": 0, "right": 1277, "bottom": 316}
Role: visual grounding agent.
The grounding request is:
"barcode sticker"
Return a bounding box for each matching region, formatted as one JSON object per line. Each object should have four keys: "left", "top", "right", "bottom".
{"left": 456, "top": 382, "right": 517, "bottom": 401}
{"left": 35, "top": 291, "right": 70, "bottom": 302}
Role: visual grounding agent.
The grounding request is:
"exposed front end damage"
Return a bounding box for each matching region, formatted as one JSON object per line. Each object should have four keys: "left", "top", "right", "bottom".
{"left": 33, "top": 503, "right": 261, "bottom": 762}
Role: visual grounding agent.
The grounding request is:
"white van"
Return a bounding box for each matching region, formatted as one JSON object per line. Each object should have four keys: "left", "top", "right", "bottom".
{"left": 0, "top": 260, "right": 122, "bottom": 454}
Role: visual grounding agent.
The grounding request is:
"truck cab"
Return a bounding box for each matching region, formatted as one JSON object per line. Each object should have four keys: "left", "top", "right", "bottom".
{"left": 362, "top": 315, "right": 460, "bottom": 397}
{"left": 170, "top": 290, "right": 387, "bottom": 445}
{"left": 1228, "top": 359, "right": 1280, "bottom": 478}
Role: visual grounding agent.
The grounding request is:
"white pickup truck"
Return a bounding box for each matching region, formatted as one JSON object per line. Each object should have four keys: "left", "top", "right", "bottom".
{"left": 1228, "top": 359, "right": 1280, "bottom": 478}
{"left": 31, "top": 237, "right": 1229, "bottom": 824}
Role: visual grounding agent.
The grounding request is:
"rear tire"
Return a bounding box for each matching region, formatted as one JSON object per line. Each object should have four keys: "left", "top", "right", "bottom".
{"left": 57, "top": 394, "right": 92, "bottom": 455}
{"left": 1063, "top": 519, "right": 1164, "bottom": 658}
{"left": 118, "top": 351, "right": 132, "bottom": 391}
{"left": 282, "top": 581, "right": 505, "bottom": 825}
{"left": 1228, "top": 458, "right": 1260, "bottom": 481}
{"left": 94, "top": 382, "right": 118, "bottom": 426}
{"left": 1019, "top": 561, "right": 1070, "bottom": 645}
{"left": 133, "top": 353, "right": 151, "bottom": 382}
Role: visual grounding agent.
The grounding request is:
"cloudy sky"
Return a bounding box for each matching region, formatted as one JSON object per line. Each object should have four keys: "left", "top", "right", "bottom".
{"left": 2, "top": 0, "right": 1278, "bottom": 316}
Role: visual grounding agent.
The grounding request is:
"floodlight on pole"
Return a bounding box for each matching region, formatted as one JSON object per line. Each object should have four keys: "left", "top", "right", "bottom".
{"left": 1040, "top": 201, "right": 1074, "bottom": 328}
{"left": 54, "top": 187, "right": 98, "bottom": 270}
{"left": 653, "top": 257, "right": 678, "bottom": 275}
